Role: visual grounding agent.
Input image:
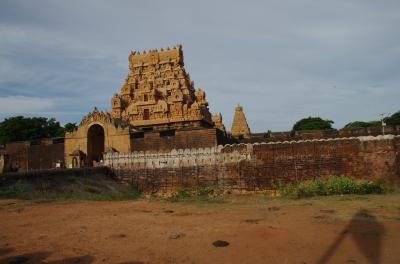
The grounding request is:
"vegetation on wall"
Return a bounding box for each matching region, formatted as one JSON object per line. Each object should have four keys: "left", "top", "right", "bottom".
{"left": 292, "top": 117, "right": 334, "bottom": 131}
{"left": 0, "top": 116, "right": 77, "bottom": 145}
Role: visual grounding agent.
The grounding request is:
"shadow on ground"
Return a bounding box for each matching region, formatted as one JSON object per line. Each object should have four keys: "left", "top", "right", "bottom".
{"left": 0, "top": 247, "right": 94, "bottom": 264}
{"left": 0, "top": 247, "right": 145, "bottom": 264}
{"left": 317, "top": 209, "right": 384, "bottom": 264}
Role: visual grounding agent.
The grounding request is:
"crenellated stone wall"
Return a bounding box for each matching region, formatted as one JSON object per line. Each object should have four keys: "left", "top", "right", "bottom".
{"left": 104, "top": 143, "right": 252, "bottom": 169}
{"left": 108, "top": 135, "right": 400, "bottom": 192}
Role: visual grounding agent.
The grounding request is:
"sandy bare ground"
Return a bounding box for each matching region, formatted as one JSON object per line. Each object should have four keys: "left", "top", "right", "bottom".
{"left": 0, "top": 194, "right": 399, "bottom": 264}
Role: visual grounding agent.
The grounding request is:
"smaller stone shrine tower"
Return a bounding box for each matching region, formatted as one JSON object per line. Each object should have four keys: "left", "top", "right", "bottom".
{"left": 230, "top": 104, "right": 251, "bottom": 139}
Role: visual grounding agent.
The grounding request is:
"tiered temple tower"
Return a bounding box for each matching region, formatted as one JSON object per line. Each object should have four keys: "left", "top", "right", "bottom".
{"left": 111, "top": 44, "right": 219, "bottom": 131}
{"left": 230, "top": 104, "right": 251, "bottom": 139}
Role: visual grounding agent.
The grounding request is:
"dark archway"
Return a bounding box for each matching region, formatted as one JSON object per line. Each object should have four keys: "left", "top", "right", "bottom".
{"left": 87, "top": 124, "right": 105, "bottom": 166}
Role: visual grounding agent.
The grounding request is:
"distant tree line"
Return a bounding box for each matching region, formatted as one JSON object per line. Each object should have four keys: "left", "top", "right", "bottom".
{"left": 292, "top": 111, "right": 400, "bottom": 131}
{"left": 0, "top": 116, "right": 77, "bottom": 146}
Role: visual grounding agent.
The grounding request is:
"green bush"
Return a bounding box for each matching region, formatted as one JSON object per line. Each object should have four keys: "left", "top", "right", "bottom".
{"left": 278, "top": 176, "right": 384, "bottom": 198}
{"left": 167, "top": 187, "right": 225, "bottom": 203}
{"left": 168, "top": 187, "right": 191, "bottom": 202}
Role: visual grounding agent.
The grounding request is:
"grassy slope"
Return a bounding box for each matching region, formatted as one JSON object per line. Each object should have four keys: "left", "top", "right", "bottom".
{"left": 0, "top": 173, "right": 140, "bottom": 201}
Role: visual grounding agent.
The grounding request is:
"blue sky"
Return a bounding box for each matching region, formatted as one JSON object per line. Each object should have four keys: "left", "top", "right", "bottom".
{"left": 0, "top": 0, "right": 399, "bottom": 132}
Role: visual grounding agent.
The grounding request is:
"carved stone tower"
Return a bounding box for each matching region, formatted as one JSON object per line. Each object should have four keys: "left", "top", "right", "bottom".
{"left": 111, "top": 44, "right": 219, "bottom": 131}
{"left": 230, "top": 104, "right": 251, "bottom": 139}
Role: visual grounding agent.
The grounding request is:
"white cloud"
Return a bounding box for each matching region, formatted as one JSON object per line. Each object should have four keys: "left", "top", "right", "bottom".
{"left": 0, "top": 96, "right": 55, "bottom": 114}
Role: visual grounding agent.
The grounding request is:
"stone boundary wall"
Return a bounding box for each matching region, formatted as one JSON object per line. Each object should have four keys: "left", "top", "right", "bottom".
{"left": 104, "top": 144, "right": 252, "bottom": 169}
{"left": 109, "top": 135, "right": 400, "bottom": 192}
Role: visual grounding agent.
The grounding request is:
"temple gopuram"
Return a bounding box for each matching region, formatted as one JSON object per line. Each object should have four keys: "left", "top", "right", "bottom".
{"left": 112, "top": 44, "right": 215, "bottom": 130}
{"left": 64, "top": 45, "right": 227, "bottom": 167}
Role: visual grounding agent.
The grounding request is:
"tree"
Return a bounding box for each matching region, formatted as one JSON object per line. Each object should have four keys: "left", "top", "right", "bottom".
{"left": 0, "top": 116, "right": 65, "bottom": 145}
{"left": 385, "top": 111, "right": 400, "bottom": 127}
{"left": 63, "top": 122, "right": 78, "bottom": 133}
{"left": 343, "top": 120, "right": 381, "bottom": 129}
{"left": 342, "top": 111, "right": 400, "bottom": 129}
{"left": 293, "top": 117, "right": 334, "bottom": 131}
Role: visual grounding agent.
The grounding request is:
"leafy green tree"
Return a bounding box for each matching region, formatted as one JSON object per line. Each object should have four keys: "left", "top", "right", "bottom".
{"left": 293, "top": 117, "right": 334, "bottom": 131}
{"left": 343, "top": 120, "right": 381, "bottom": 129}
{"left": 0, "top": 116, "right": 65, "bottom": 145}
{"left": 385, "top": 111, "right": 400, "bottom": 127}
{"left": 343, "top": 111, "right": 400, "bottom": 129}
{"left": 63, "top": 122, "right": 78, "bottom": 133}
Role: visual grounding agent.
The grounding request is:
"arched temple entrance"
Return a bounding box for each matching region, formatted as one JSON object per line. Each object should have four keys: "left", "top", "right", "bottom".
{"left": 87, "top": 124, "right": 105, "bottom": 166}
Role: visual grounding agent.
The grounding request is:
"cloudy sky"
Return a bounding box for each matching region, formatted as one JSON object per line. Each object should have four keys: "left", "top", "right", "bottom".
{"left": 0, "top": 0, "right": 399, "bottom": 132}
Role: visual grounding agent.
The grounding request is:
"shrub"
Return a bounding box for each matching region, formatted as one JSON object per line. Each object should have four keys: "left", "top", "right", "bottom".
{"left": 167, "top": 187, "right": 225, "bottom": 203}
{"left": 168, "top": 187, "right": 191, "bottom": 202}
{"left": 278, "top": 176, "right": 384, "bottom": 198}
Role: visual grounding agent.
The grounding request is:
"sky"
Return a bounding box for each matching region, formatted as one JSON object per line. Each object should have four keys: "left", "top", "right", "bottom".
{"left": 0, "top": 0, "right": 399, "bottom": 132}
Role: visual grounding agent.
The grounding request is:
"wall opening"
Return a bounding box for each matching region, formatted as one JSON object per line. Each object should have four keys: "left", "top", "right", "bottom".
{"left": 87, "top": 124, "right": 105, "bottom": 166}
{"left": 131, "top": 132, "right": 145, "bottom": 138}
{"left": 143, "top": 109, "right": 150, "bottom": 120}
{"left": 160, "top": 130, "right": 176, "bottom": 137}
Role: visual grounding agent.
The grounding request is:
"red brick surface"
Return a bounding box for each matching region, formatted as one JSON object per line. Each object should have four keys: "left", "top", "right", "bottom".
{"left": 131, "top": 128, "right": 219, "bottom": 151}
{"left": 115, "top": 137, "right": 400, "bottom": 192}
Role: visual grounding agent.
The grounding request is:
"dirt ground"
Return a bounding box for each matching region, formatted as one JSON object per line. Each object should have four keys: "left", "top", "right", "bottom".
{"left": 0, "top": 194, "right": 399, "bottom": 264}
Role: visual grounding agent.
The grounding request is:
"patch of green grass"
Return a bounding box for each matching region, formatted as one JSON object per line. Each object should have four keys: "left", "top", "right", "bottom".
{"left": 167, "top": 186, "right": 227, "bottom": 204}
{"left": 32, "top": 186, "right": 141, "bottom": 202}
{"left": 0, "top": 178, "right": 141, "bottom": 202}
{"left": 278, "top": 176, "right": 385, "bottom": 198}
{"left": 0, "top": 180, "right": 35, "bottom": 198}
{"left": 168, "top": 187, "right": 191, "bottom": 202}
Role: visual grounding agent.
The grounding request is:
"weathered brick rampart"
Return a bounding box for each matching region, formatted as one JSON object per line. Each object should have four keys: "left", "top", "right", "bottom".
{"left": 1, "top": 139, "right": 64, "bottom": 172}
{"left": 130, "top": 128, "right": 220, "bottom": 152}
{"left": 108, "top": 135, "right": 400, "bottom": 192}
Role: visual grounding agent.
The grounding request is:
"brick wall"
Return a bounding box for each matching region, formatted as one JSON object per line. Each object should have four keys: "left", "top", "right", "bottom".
{"left": 4, "top": 142, "right": 29, "bottom": 171}
{"left": 110, "top": 135, "right": 400, "bottom": 192}
{"left": 2, "top": 134, "right": 399, "bottom": 192}
{"left": 28, "top": 143, "right": 64, "bottom": 170}
{"left": 3, "top": 140, "right": 64, "bottom": 172}
{"left": 131, "top": 128, "right": 219, "bottom": 151}
{"left": 244, "top": 126, "right": 400, "bottom": 144}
